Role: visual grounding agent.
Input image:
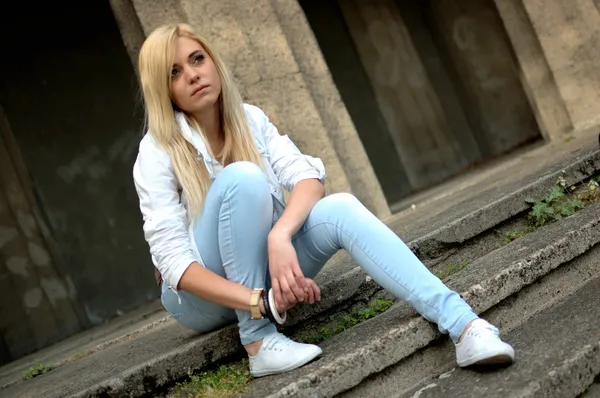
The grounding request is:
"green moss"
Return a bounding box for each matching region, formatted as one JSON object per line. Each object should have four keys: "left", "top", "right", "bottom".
{"left": 22, "top": 362, "right": 53, "bottom": 380}
{"left": 168, "top": 360, "right": 251, "bottom": 398}
{"left": 435, "top": 263, "right": 468, "bottom": 280}
{"left": 298, "top": 297, "right": 395, "bottom": 345}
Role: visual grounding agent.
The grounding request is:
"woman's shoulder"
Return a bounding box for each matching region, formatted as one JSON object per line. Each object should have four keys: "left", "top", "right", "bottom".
{"left": 243, "top": 103, "right": 269, "bottom": 127}
{"left": 136, "top": 132, "right": 172, "bottom": 167}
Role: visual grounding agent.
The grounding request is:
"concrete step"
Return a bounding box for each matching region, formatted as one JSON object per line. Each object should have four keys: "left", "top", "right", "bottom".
{"left": 0, "top": 265, "right": 372, "bottom": 398}
{"left": 399, "top": 268, "right": 600, "bottom": 398}
{"left": 245, "top": 200, "right": 600, "bottom": 398}
{"left": 343, "top": 236, "right": 600, "bottom": 398}
{"left": 582, "top": 379, "right": 600, "bottom": 397}
{"left": 2, "top": 145, "right": 599, "bottom": 397}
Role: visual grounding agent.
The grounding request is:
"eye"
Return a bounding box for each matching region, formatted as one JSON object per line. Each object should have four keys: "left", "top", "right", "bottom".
{"left": 171, "top": 67, "right": 181, "bottom": 79}
{"left": 193, "top": 53, "right": 205, "bottom": 64}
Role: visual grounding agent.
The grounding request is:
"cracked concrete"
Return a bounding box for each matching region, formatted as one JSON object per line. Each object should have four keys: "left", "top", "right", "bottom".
{"left": 407, "top": 277, "right": 600, "bottom": 398}
{"left": 344, "top": 237, "right": 600, "bottom": 398}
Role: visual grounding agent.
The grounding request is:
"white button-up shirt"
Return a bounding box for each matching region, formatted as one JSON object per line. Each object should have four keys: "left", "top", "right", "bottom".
{"left": 133, "top": 104, "right": 327, "bottom": 289}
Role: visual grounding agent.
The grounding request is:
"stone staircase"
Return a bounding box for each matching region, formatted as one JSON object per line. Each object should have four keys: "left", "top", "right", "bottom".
{"left": 1, "top": 134, "right": 599, "bottom": 398}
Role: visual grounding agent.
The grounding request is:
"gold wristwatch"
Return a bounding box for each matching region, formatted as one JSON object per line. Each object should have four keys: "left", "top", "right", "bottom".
{"left": 249, "top": 288, "right": 264, "bottom": 320}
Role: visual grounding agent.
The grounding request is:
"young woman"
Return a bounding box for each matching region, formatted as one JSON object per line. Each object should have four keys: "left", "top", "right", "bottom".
{"left": 133, "top": 23, "right": 515, "bottom": 378}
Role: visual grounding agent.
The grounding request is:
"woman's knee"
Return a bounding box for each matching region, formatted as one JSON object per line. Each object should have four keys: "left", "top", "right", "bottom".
{"left": 310, "top": 193, "right": 364, "bottom": 221}
{"left": 219, "top": 161, "right": 269, "bottom": 196}
{"left": 318, "top": 193, "right": 361, "bottom": 211}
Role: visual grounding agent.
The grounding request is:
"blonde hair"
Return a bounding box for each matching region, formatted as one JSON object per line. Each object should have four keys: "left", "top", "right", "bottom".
{"left": 138, "top": 23, "right": 263, "bottom": 216}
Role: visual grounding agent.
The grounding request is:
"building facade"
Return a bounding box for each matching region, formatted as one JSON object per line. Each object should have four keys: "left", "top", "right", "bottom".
{"left": 1, "top": 0, "right": 599, "bottom": 364}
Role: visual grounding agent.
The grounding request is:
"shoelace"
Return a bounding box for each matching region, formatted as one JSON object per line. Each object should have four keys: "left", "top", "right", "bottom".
{"left": 264, "top": 334, "right": 293, "bottom": 352}
{"left": 466, "top": 323, "right": 499, "bottom": 339}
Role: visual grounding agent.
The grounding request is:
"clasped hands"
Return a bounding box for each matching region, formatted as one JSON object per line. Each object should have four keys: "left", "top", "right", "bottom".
{"left": 267, "top": 231, "right": 321, "bottom": 313}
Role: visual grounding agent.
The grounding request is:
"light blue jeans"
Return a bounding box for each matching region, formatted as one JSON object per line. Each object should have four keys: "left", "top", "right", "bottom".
{"left": 161, "top": 162, "right": 478, "bottom": 345}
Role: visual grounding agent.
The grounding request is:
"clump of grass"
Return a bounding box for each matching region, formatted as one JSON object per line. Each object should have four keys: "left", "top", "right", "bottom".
{"left": 435, "top": 263, "right": 468, "bottom": 280}
{"left": 168, "top": 360, "right": 252, "bottom": 398}
{"left": 501, "top": 174, "right": 600, "bottom": 246}
{"left": 298, "top": 297, "right": 395, "bottom": 345}
{"left": 525, "top": 185, "right": 584, "bottom": 228}
{"left": 22, "top": 362, "right": 53, "bottom": 380}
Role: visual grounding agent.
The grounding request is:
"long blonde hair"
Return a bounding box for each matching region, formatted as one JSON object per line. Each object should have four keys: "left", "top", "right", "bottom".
{"left": 138, "top": 23, "right": 263, "bottom": 216}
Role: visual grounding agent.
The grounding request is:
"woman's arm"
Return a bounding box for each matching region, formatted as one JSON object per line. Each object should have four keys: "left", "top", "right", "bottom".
{"left": 270, "top": 179, "right": 325, "bottom": 239}
{"left": 178, "top": 262, "right": 264, "bottom": 312}
{"left": 247, "top": 105, "right": 329, "bottom": 307}
{"left": 268, "top": 179, "right": 325, "bottom": 306}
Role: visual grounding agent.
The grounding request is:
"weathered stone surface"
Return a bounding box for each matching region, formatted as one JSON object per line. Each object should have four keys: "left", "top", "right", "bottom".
{"left": 521, "top": 0, "right": 600, "bottom": 133}
{"left": 0, "top": 265, "right": 366, "bottom": 398}
{"left": 494, "top": 0, "right": 572, "bottom": 140}
{"left": 393, "top": 145, "right": 600, "bottom": 257}
{"left": 343, "top": 238, "right": 600, "bottom": 398}
{"left": 407, "top": 276, "right": 600, "bottom": 398}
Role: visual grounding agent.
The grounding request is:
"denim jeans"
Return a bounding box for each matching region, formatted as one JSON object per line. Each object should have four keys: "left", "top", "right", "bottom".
{"left": 161, "top": 162, "right": 478, "bottom": 345}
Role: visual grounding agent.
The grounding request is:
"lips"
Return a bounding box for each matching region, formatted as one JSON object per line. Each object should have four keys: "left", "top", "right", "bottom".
{"left": 191, "top": 84, "right": 209, "bottom": 97}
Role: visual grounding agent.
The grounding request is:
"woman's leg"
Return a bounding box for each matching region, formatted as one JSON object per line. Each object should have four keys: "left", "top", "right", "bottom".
{"left": 292, "top": 193, "right": 476, "bottom": 342}
{"left": 293, "top": 193, "right": 514, "bottom": 367}
{"left": 162, "top": 161, "right": 276, "bottom": 343}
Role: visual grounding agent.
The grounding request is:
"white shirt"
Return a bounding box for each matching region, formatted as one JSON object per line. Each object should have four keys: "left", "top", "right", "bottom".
{"left": 133, "top": 104, "right": 327, "bottom": 289}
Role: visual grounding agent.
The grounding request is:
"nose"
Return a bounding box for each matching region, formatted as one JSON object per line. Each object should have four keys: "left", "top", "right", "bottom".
{"left": 183, "top": 65, "right": 199, "bottom": 83}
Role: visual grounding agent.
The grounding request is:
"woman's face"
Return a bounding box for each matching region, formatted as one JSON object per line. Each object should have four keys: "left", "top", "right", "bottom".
{"left": 170, "top": 37, "right": 221, "bottom": 115}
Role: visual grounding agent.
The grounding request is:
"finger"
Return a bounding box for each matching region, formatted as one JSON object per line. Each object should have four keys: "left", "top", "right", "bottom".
{"left": 297, "top": 276, "right": 310, "bottom": 298}
{"left": 279, "top": 277, "right": 298, "bottom": 305}
{"left": 308, "top": 278, "right": 321, "bottom": 301}
{"left": 291, "top": 261, "right": 305, "bottom": 283}
{"left": 271, "top": 278, "right": 285, "bottom": 310}
{"left": 305, "top": 280, "right": 315, "bottom": 304}
{"left": 286, "top": 272, "right": 306, "bottom": 302}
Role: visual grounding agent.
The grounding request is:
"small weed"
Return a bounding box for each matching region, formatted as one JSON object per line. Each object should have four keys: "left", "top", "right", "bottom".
{"left": 22, "top": 362, "right": 53, "bottom": 380}
{"left": 168, "top": 360, "right": 251, "bottom": 398}
{"left": 563, "top": 134, "right": 575, "bottom": 142}
{"left": 525, "top": 186, "right": 584, "bottom": 228}
{"left": 298, "top": 297, "right": 395, "bottom": 345}
{"left": 435, "top": 263, "right": 468, "bottom": 280}
{"left": 505, "top": 231, "right": 526, "bottom": 243}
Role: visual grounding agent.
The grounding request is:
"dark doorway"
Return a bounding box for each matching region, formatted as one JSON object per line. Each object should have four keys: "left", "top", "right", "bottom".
{"left": 0, "top": 0, "right": 155, "bottom": 362}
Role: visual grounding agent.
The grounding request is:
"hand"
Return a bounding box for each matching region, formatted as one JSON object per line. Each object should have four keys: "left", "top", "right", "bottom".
{"left": 300, "top": 277, "right": 321, "bottom": 304}
{"left": 268, "top": 232, "right": 307, "bottom": 309}
{"left": 275, "top": 278, "right": 320, "bottom": 311}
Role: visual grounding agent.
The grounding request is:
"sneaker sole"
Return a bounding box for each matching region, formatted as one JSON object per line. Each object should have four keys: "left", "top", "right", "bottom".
{"left": 251, "top": 348, "right": 323, "bottom": 378}
{"left": 458, "top": 351, "right": 515, "bottom": 368}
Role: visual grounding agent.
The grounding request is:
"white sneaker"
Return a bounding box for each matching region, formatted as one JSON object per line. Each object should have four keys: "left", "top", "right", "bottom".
{"left": 249, "top": 332, "right": 322, "bottom": 378}
{"left": 455, "top": 319, "right": 515, "bottom": 367}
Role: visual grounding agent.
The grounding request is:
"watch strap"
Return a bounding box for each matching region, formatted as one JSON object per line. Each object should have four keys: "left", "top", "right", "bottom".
{"left": 249, "top": 288, "right": 264, "bottom": 320}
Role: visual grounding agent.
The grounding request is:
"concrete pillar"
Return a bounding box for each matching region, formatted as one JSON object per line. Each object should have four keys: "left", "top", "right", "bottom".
{"left": 498, "top": 0, "right": 600, "bottom": 138}
{"left": 110, "top": 0, "right": 390, "bottom": 217}
{"left": 270, "top": 0, "right": 390, "bottom": 217}
{"left": 494, "top": 0, "right": 573, "bottom": 141}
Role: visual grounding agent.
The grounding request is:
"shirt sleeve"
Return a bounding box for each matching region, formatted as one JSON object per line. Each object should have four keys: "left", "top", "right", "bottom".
{"left": 256, "top": 107, "right": 327, "bottom": 192}
{"left": 132, "top": 136, "right": 198, "bottom": 289}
